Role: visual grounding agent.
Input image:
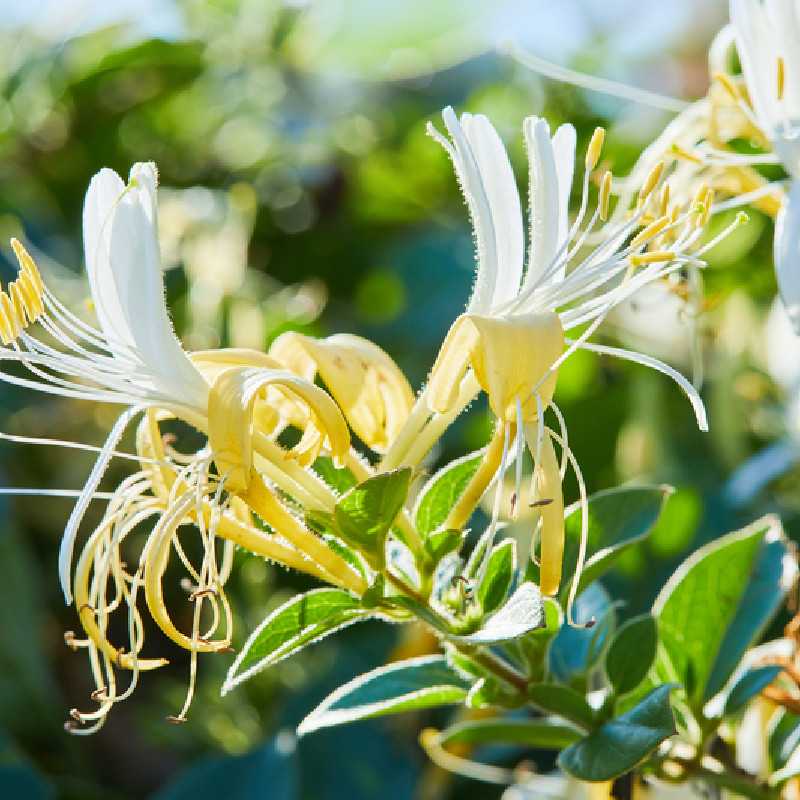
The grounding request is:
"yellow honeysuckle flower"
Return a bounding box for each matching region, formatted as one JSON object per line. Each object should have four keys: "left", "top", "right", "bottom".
{"left": 270, "top": 331, "right": 414, "bottom": 453}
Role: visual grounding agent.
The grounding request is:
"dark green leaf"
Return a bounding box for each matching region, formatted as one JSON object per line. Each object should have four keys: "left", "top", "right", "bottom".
{"left": 559, "top": 486, "right": 670, "bottom": 598}
{"left": 313, "top": 456, "right": 357, "bottom": 493}
{"left": 528, "top": 683, "right": 595, "bottom": 730}
{"left": 558, "top": 685, "right": 676, "bottom": 782}
{"left": 724, "top": 665, "right": 782, "bottom": 717}
{"left": 223, "top": 589, "right": 370, "bottom": 694}
{"left": 549, "top": 584, "right": 615, "bottom": 686}
{"left": 477, "top": 539, "right": 515, "bottom": 614}
{"left": 653, "top": 516, "right": 793, "bottom": 713}
{"left": 335, "top": 468, "right": 411, "bottom": 552}
{"left": 297, "top": 655, "right": 469, "bottom": 735}
{"left": 769, "top": 711, "right": 800, "bottom": 772}
{"left": 438, "top": 717, "right": 581, "bottom": 750}
{"left": 414, "top": 451, "right": 482, "bottom": 535}
{"left": 605, "top": 615, "right": 658, "bottom": 696}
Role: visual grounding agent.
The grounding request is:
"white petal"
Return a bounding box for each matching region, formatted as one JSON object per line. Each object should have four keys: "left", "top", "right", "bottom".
{"left": 522, "top": 117, "right": 560, "bottom": 291}
{"left": 765, "top": 0, "right": 800, "bottom": 123}
{"left": 461, "top": 114, "right": 524, "bottom": 308}
{"left": 440, "top": 107, "right": 499, "bottom": 314}
{"left": 774, "top": 179, "right": 800, "bottom": 333}
{"left": 59, "top": 407, "right": 139, "bottom": 604}
{"left": 730, "top": 0, "right": 778, "bottom": 131}
{"left": 551, "top": 123, "right": 577, "bottom": 281}
{"left": 82, "top": 162, "right": 207, "bottom": 408}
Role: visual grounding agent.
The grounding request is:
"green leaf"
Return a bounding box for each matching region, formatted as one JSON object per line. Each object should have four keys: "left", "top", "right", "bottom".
{"left": 223, "top": 589, "right": 370, "bottom": 694}
{"left": 477, "top": 539, "right": 515, "bottom": 614}
{"left": 605, "top": 615, "right": 658, "bottom": 696}
{"left": 528, "top": 683, "right": 595, "bottom": 730}
{"left": 558, "top": 685, "right": 676, "bottom": 782}
{"left": 465, "top": 677, "right": 523, "bottom": 710}
{"left": 559, "top": 485, "right": 670, "bottom": 598}
{"left": 453, "top": 583, "right": 544, "bottom": 645}
{"left": 653, "top": 516, "right": 793, "bottom": 713}
{"left": 313, "top": 456, "right": 357, "bottom": 493}
{"left": 425, "top": 528, "right": 464, "bottom": 562}
{"left": 769, "top": 711, "right": 800, "bottom": 772}
{"left": 437, "top": 717, "right": 581, "bottom": 750}
{"left": 414, "top": 451, "right": 482, "bottom": 535}
{"left": 335, "top": 468, "right": 411, "bottom": 553}
{"left": 297, "top": 655, "right": 469, "bottom": 735}
{"left": 549, "top": 584, "right": 615, "bottom": 686}
{"left": 724, "top": 665, "right": 782, "bottom": 717}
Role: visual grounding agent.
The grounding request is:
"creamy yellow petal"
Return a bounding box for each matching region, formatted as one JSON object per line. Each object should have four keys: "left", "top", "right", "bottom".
{"left": 270, "top": 332, "right": 414, "bottom": 452}
{"left": 207, "top": 366, "right": 350, "bottom": 492}
{"left": 428, "top": 312, "right": 563, "bottom": 422}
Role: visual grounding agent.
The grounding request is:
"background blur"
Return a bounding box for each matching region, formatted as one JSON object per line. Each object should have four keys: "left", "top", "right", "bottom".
{"left": 0, "top": 0, "right": 793, "bottom": 798}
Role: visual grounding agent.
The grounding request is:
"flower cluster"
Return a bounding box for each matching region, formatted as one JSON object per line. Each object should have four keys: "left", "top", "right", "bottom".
{"left": 0, "top": 0, "right": 790, "bottom": 755}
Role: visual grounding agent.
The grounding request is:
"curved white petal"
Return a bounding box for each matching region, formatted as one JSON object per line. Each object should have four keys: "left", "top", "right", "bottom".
{"left": 774, "top": 179, "right": 800, "bottom": 333}
{"left": 551, "top": 123, "right": 577, "bottom": 281}
{"left": 437, "top": 107, "right": 499, "bottom": 314}
{"left": 460, "top": 113, "right": 524, "bottom": 308}
{"left": 82, "top": 162, "right": 207, "bottom": 409}
{"left": 59, "top": 407, "right": 139, "bottom": 604}
{"left": 522, "top": 117, "right": 560, "bottom": 291}
{"left": 730, "top": 0, "right": 779, "bottom": 131}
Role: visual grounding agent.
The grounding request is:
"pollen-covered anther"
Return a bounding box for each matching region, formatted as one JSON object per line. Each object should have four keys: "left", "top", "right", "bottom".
{"left": 166, "top": 715, "right": 187, "bottom": 725}
{"left": 713, "top": 71, "right": 741, "bottom": 102}
{"left": 188, "top": 587, "right": 217, "bottom": 602}
{"left": 0, "top": 239, "right": 46, "bottom": 345}
{"left": 599, "top": 170, "right": 613, "bottom": 221}
{"left": 778, "top": 56, "right": 786, "bottom": 101}
{"left": 63, "top": 630, "right": 86, "bottom": 651}
{"left": 670, "top": 143, "right": 703, "bottom": 165}
{"left": 630, "top": 216, "right": 671, "bottom": 249}
{"left": 630, "top": 251, "right": 676, "bottom": 267}
{"left": 639, "top": 162, "right": 665, "bottom": 203}
{"left": 585, "top": 126, "right": 605, "bottom": 171}
{"left": 90, "top": 687, "right": 108, "bottom": 702}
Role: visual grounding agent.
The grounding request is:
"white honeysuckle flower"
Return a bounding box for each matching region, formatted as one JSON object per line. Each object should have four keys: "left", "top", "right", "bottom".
{"left": 384, "top": 106, "right": 732, "bottom": 620}
{"left": 729, "top": 0, "right": 800, "bottom": 331}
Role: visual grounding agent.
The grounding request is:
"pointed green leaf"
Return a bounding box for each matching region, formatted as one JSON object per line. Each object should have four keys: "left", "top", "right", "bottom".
{"left": 557, "top": 485, "right": 670, "bottom": 598}
{"left": 605, "top": 615, "right": 658, "bottom": 696}
{"left": 335, "top": 468, "right": 411, "bottom": 552}
{"left": 770, "top": 710, "right": 800, "bottom": 772}
{"left": 452, "top": 583, "right": 544, "bottom": 645}
{"left": 528, "top": 683, "right": 595, "bottom": 730}
{"left": 477, "top": 539, "right": 515, "bottom": 614}
{"left": 223, "top": 589, "right": 370, "bottom": 694}
{"left": 297, "top": 655, "right": 469, "bottom": 735}
{"left": 425, "top": 528, "right": 464, "bottom": 562}
{"left": 437, "top": 717, "right": 581, "bottom": 750}
{"left": 414, "top": 451, "right": 483, "bottom": 535}
{"left": 558, "top": 685, "right": 676, "bottom": 782}
{"left": 313, "top": 456, "right": 357, "bottom": 494}
{"left": 653, "top": 516, "right": 794, "bottom": 713}
{"left": 724, "top": 665, "right": 782, "bottom": 717}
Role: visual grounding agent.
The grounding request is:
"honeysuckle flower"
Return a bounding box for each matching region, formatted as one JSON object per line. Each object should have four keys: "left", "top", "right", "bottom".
{"left": 0, "top": 164, "right": 381, "bottom": 731}
{"left": 385, "top": 106, "right": 722, "bottom": 611}
{"left": 728, "top": 0, "right": 800, "bottom": 331}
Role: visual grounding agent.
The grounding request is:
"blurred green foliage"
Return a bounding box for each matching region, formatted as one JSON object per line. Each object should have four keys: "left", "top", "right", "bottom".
{"left": 0, "top": 1, "right": 793, "bottom": 798}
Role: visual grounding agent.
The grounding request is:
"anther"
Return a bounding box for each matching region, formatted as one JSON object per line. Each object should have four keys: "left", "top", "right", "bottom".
{"left": 599, "top": 170, "right": 612, "bottom": 221}
{"left": 64, "top": 630, "right": 80, "bottom": 651}
{"left": 630, "top": 251, "right": 676, "bottom": 267}
{"left": 659, "top": 183, "right": 670, "bottom": 217}
{"left": 69, "top": 708, "right": 84, "bottom": 722}
{"left": 529, "top": 498, "right": 554, "bottom": 508}
{"left": 670, "top": 143, "right": 702, "bottom": 165}
{"left": 166, "top": 715, "right": 187, "bottom": 725}
{"left": 631, "top": 216, "right": 670, "bottom": 249}
{"left": 778, "top": 56, "right": 786, "bottom": 102}
{"left": 639, "top": 162, "right": 664, "bottom": 201}
{"left": 713, "top": 71, "right": 741, "bottom": 102}
{"left": 188, "top": 588, "right": 217, "bottom": 602}
{"left": 218, "top": 646, "right": 237, "bottom": 654}
{"left": 64, "top": 720, "right": 80, "bottom": 732}
{"left": 585, "top": 127, "right": 605, "bottom": 171}
{"left": 91, "top": 687, "right": 108, "bottom": 702}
